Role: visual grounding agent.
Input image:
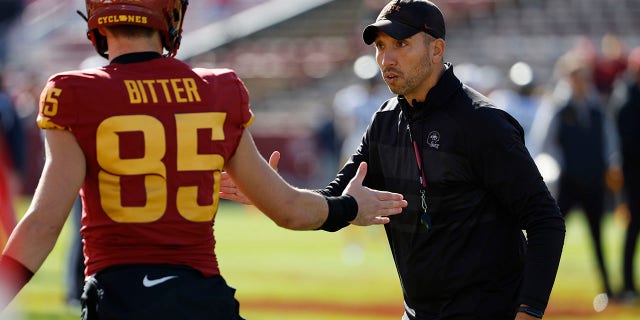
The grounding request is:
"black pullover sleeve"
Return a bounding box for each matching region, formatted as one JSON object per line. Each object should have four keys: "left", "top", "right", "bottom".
{"left": 470, "top": 107, "right": 565, "bottom": 312}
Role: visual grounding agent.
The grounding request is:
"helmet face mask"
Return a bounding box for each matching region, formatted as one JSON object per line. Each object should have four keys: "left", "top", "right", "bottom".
{"left": 84, "top": 0, "right": 188, "bottom": 58}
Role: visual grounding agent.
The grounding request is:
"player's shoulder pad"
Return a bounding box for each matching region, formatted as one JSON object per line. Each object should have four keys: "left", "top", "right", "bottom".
{"left": 191, "top": 67, "right": 240, "bottom": 83}
{"left": 47, "top": 68, "right": 110, "bottom": 85}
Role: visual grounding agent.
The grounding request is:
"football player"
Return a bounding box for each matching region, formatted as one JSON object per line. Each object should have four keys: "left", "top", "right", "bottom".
{"left": 0, "top": 1, "right": 406, "bottom": 318}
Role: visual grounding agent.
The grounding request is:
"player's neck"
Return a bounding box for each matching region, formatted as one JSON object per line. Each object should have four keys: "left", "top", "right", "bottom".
{"left": 107, "top": 38, "right": 163, "bottom": 62}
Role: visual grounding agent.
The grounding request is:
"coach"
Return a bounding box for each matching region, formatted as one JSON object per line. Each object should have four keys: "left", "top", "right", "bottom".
{"left": 221, "top": 0, "right": 566, "bottom": 319}
{"left": 321, "top": 1, "right": 565, "bottom": 319}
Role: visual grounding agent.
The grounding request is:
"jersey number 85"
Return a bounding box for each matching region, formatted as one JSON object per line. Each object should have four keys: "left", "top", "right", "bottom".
{"left": 96, "top": 113, "right": 225, "bottom": 223}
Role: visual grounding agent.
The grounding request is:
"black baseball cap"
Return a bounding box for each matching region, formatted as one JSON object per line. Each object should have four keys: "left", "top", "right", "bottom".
{"left": 363, "top": 0, "right": 446, "bottom": 45}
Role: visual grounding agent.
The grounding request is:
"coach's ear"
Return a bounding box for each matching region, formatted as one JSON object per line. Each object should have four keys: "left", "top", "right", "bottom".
{"left": 430, "top": 38, "right": 446, "bottom": 64}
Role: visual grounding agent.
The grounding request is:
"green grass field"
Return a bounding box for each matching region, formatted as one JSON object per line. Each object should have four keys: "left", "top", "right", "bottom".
{"left": 4, "top": 198, "right": 640, "bottom": 319}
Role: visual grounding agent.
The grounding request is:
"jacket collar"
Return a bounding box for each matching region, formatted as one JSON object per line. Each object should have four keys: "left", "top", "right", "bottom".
{"left": 398, "top": 62, "right": 461, "bottom": 119}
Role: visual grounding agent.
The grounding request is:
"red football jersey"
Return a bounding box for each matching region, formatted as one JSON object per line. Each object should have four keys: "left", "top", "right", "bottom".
{"left": 37, "top": 57, "right": 254, "bottom": 277}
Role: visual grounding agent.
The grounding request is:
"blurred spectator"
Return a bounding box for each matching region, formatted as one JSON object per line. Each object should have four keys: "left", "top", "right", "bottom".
{"left": 609, "top": 46, "right": 640, "bottom": 303}
{"left": 0, "top": 74, "right": 24, "bottom": 176}
{"left": 312, "top": 105, "right": 341, "bottom": 185}
{"left": 0, "top": 0, "right": 23, "bottom": 65}
{"left": 454, "top": 62, "right": 502, "bottom": 96}
{"left": 535, "top": 49, "right": 619, "bottom": 298}
{"left": 332, "top": 73, "right": 388, "bottom": 166}
{"left": 11, "top": 71, "right": 45, "bottom": 195}
{"left": 65, "top": 196, "right": 84, "bottom": 309}
{"left": 0, "top": 133, "right": 16, "bottom": 250}
{"left": 489, "top": 61, "right": 545, "bottom": 152}
{"left": 330, "top": 62, "right": 390, "bottom": 265}
{"left": 0, "top": 73, "right": 21, "bottom": 250}
{"left": 593, "top": 33, "right": 628, "bottom": 103}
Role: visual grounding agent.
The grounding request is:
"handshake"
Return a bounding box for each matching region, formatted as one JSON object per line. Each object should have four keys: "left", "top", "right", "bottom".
{"left": 219, "top": 151, "right": 407, "bottom": 229}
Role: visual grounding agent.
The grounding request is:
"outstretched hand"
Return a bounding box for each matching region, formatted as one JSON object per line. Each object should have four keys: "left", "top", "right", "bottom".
{"left": 221, "top": 155, "right": 406, "bottom": 226}
{"left": 219, "top": 151, "right": 280, "bottom": 204}
{"left": 344, "top": 162, "right": 407, "bottom": 226}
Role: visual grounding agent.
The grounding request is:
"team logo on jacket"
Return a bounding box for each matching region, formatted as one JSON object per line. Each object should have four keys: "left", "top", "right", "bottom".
{"left": 426, "top": 131, "right": 440, "bottom": 150}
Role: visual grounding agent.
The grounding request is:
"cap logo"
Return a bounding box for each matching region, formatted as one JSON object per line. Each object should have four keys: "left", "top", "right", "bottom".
{"left": 380, "top": 1, "right": 401, "bottom": 17}
{"left": 385, "top": 4, "right": 401, "bottom": 14}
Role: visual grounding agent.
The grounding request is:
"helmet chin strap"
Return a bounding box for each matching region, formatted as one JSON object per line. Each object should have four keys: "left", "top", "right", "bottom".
{"left": 77, "top": 10, "right": 88, "bottom": 22}
{"left": 165, "top": 0, "right": 188, "bottom": 57}
{"left": 81, "top": 8, "right": 108, "bottom": 59}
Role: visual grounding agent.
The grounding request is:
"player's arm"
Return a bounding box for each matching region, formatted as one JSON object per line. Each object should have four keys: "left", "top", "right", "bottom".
{"left": 0, "top": 129, "right": 85, "bottom": 308}
{"left": 224, "top": 130, "right": 406, "bottom": 230}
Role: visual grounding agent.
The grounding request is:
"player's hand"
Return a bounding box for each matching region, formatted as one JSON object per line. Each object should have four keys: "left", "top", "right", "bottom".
{"left": 218, "top": 173, "right": 251, "bottom": 204}
{"left": 344, "top": 162, "right": 406, "bottom": 226}
{"left": 219, "top": 151, "right": 281, "bottom": 204}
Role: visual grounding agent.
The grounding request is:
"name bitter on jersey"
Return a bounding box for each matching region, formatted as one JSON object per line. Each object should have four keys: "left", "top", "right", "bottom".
{"left": 124, "top": 77, "right": 202, "bottom": 104}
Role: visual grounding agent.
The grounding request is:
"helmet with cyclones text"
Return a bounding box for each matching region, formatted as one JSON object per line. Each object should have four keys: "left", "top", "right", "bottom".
{"left": 84, "top": 0, "right": 189, "bottom": 58}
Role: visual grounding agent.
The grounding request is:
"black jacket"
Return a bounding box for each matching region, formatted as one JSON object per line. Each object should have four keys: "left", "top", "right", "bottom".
{"left": 320, "top": 64, "right": 565, "bottom": 318}
{"left": 556, "top": 100, "right": 607, "bottom": 181}
{"left": 617, "top": 81, "right": 640, "bottom": 173}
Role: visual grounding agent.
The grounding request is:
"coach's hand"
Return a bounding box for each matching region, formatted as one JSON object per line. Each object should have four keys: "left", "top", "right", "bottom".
{"left": 344, "top": 162, "right": 406, "bottom": 226}
{"left": 219, "top": 151, "right": 280, "bottom": 204}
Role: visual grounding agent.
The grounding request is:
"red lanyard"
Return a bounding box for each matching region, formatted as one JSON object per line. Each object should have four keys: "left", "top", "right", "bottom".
{"left": 407, "top": 124, "right": 432, "bottom": 231}
{"left": 412, "top": 139, "right": 428, "bottom": 191}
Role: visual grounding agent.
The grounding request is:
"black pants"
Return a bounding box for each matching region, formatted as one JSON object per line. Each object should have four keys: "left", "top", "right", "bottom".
{"left": 81, "top": 265, "right": 244, "bottom": 320}
{"left": 622, "top": 169, "right": 640, "bottom": 293}
{"left": 557, "top": 174, "right": 612, "bottom": 295}
{"left": 400, "top": 278, "right": 520, "bottom": 320}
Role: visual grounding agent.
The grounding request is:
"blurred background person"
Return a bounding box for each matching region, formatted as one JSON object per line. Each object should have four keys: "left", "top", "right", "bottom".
{"left": 0, "top": 73, "right": 24, "bottom": 185}
{"left": 11, "top": 71, "right": 46, "bottom": 197}
{"left": 332, "top": 58, "right": 389, "bottom": 167}
{"left": 489, "top": 61, "right": 546, "bottom": 153}
{"left": 64, "top": 196, "right": 84, "bottom": 310}
{"left": 0, "top": 129, "right": 16, "bottom": 250}
{"left": 609, "top": 46, "right": 640, "bottom": 304}
{"left": 535, "top": 48, "right": 619, "bottom": 299}
{"left": 0, "top": 0, "right": 23, "bottom": 66}
{"left": 330, "top": 55, "right": 390, "bottom": 264}
{"left": 593, "top": 33, "right": 628, "bottom": 105}
{"left": 0, "top": 72, "right": 22, "bottom": 250}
